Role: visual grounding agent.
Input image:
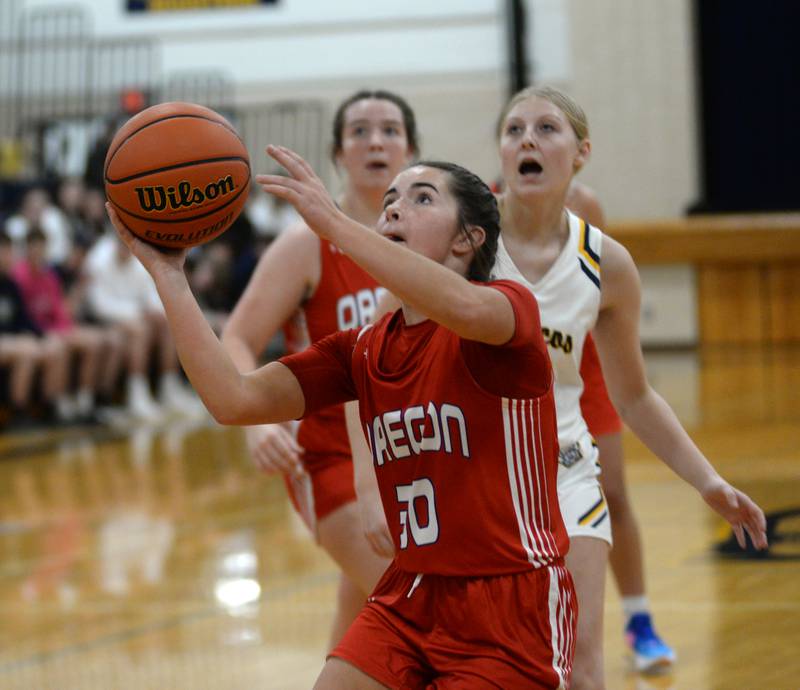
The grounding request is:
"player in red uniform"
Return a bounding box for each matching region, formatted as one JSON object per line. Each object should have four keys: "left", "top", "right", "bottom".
{"left": 106, "top": 148, "right": 577, "bottom": 688}
{"left": 221, "top": 91, "right": 417, "bottom": 646}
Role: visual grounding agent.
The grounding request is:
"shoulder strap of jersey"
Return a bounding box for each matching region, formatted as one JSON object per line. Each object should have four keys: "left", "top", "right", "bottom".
{"left": 571, "top": 211, "right": 602, "bottom": 290}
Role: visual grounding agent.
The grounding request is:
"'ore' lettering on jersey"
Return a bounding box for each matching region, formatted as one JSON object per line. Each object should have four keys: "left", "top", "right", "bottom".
{"left": 366, "top": 402, "right": 470, "bottom": 466}
{"left": 336, "top": 287, "right": 388, "bottom": 330}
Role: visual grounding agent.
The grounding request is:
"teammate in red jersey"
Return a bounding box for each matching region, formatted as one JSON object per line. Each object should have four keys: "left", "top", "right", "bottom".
{"left": 106, "top": 148, "right": 577, "bottom": 688}
{"left": 221, "top": 91, "right": 417, "bottom": 646}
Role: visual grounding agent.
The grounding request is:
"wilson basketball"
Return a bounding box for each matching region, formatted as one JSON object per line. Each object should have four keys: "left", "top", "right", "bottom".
{"left": 104, "top": 102, "right": 250, "bottom": 248}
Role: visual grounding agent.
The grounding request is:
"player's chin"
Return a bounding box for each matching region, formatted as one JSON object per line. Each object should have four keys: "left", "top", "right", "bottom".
{"left": 357, "top": 173, "right": 392, "bottom": 189}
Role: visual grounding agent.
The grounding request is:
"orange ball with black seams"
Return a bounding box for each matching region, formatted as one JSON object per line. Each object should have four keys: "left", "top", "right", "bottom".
{"left": 104, "top": 102, "right": 250, "bottom": 249}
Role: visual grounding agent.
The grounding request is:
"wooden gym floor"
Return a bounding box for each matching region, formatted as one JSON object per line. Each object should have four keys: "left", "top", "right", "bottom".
{"left": 0, "top": 345, "right": 798, "bottom": 690}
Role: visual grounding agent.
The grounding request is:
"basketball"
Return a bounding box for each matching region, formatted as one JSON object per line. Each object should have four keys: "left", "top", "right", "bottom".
{"left": 104, "top": 102, "right": 250, "bottom": 249}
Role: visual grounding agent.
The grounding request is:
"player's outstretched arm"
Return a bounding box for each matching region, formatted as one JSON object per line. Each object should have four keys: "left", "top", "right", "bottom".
{"left": 221, "top": 223, "right": 319, "bottom": 477}
{"left": 257, "top": 146, "right": 516, "bottom": 345}
{"left": 594, "top": 237, "right": 768, "bottom": 550}
{"left": 106, "top": 203, "right": 305, "bottom": 426}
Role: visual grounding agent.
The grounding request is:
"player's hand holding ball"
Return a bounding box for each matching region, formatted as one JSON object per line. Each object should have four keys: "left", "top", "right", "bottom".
{"left": 256, "top": 145, "right": 345, "bottom": 241}
{"left": 104, "top": 102, "right": 250, "bottom": 250}
{"left": 106, "top": 202, "right": 188, "bottom": 281}
{"left": 103, "top": 101, "right": 251, "bottom": 280}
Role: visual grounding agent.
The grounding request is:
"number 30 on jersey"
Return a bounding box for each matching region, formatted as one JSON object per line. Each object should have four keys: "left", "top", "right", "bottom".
{"left": 396, "top": 478, "right": 439, "bottom": 549}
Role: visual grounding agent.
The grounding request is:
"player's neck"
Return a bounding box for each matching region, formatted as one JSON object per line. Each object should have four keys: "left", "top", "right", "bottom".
{"left": 501, "top": 191, "right": 567, "bottom": 245}
{"left": 400, "top": 303, "right": 428, "bottom": 327}
{"left": 338, "top": 189, "right": 384, "bottom": 227}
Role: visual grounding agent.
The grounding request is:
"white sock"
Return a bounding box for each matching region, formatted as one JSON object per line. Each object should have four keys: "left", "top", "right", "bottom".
{"left": 75, "top": 389, "right": 94, "bottom": 415}
{"left": 160, "top": 370, "right": 182, "bottom": 395}
{"left": 55, "top": 395, "right": 75, "bottom": 420}
{"left": 622, "top": 595, "right": 650, "bottom": 620}
{"left": 128, "top": 374, "right": 154, "bottom": 405}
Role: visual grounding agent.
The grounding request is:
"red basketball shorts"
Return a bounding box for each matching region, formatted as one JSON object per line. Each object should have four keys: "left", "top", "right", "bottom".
{"left": 580, "top": 334, "right": 623, "bottom": 437}
{"left": 284, "top": 451, "right": 357, "bottom": 535}
{"left": 331, "top": 560, "right": 577, "bottom": 689}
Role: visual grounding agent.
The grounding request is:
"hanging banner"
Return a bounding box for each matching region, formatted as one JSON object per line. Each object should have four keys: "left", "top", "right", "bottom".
{"left": 127, "top": 0, "right": 277, "bottom": 11}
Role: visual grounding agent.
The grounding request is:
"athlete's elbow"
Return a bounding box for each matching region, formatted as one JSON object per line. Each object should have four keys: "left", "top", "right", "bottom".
{"left": 613, "top": 384, "right": 651, "bottom": 422}
{"left": 203, "top": 395, "right": 250, "bottom": 426}
{"left": 204, "top": 400, "right": 237, "bottom": 426}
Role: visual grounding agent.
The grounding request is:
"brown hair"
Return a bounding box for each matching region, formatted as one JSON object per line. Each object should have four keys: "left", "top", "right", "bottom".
{"left": 330, "top": 90, "right": 419, "bottom": 162}
{"left": 415, "top": 161, "right": 499, "bottom": 282}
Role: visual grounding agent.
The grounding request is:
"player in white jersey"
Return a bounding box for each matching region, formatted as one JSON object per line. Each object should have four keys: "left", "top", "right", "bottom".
{"left": 493, "top": 85, "right": 767, "bottom": 690}
{"left": 567, "top": 182, "right": 676, "bottom": 673}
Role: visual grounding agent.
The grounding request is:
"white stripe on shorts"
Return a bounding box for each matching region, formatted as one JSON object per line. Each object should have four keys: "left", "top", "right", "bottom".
{"left": 547, "top": 565, "right": 571, "bottom": 689}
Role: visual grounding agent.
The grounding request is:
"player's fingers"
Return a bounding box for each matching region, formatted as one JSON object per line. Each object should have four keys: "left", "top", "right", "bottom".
{"left": 270, "top": 436, "right": 304, "bottom": 476}
{"left": 258, "top": 443, "right": 296, "bottom": 475}
{"left": 259, "top": 183, "right": 300, "bottom": 206}
{"left": 746, "top": 496, "right": 767, "bottom": 531}
{"left": 732, "top": 523, "right": 746, "bottom": 550}
{"left": 746, "top": 514, "right": 768, "bottom": 549}
{"left": 105, "top": 203, "right": 136, "bottom": 247}
{"left": 739, "top": 494, "right": 768, "bottom": 548}
{"left": 265, "top": 145, "right": 307, "bottom": 180}
{"left": 747, "top": 523, "right": 768, "bottom": 550}
{"left": 286, "top": 435, "right": 303, "bottom": 454}
{"left": 251, "top": 448, "right": 279, "bottom": 474}
{"left": 273, "top": 446, "right": 304, "bottom": 477}
{"left": 276, "top": 146, "right": 317, "bottom": 179}
{"left": 254, "top": 173, "right": 301, "bottom": 190}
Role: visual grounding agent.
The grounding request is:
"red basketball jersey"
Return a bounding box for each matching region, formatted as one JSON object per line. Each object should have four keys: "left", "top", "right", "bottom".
{"left": 282, "top": 280, "right": 568, "bottom": 576}
{"left": 296, "top": 238, "right": 386, "bottom": 458}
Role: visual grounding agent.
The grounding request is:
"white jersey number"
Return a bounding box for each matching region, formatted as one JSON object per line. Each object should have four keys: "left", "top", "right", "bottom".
{"left": 396, "top": 478, "right": 439, "bottom": 549}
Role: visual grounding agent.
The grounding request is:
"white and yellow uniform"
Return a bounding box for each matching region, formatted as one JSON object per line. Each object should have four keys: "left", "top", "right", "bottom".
{"left": 492, "top": 209, "right": 612, "bottom": 543}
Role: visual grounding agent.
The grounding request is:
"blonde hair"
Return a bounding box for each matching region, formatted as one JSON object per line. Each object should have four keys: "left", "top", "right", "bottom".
{"left": 496, "top": 85, "right": 589, "bottom": 142}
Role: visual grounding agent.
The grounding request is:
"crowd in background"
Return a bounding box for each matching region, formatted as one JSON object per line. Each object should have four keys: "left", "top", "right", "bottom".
{"left": 0, "top": 137, "right": 300, "bottom": 430}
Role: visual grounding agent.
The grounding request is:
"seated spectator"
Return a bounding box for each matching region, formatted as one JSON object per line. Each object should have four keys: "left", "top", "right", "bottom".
{"left": 244, "top": 179, "right": 299, "bottom": 239}
{"left": 81, "top": 187, "right": 110, "bottom": 240}
{"left": 0, "top": 230, "right": 71, "bottom": 424}
{"left": 85, "top": 231, "right": 202, "bottom": 421}
{"left": 13, "top": 229, "right": 121, "bottom": 421}
{"left": 55, "top": 234, "right": 97, "bottom": 323}
{"left": 54, "top": 177, "right": 93, "bottom": 248}
{"left": 4, "top": 186, "right": 72, "bottom": 267}
{"left": 84, "top": 117, "right": 119, "bottom": 193}
{"left": 186, "top": 242, "right": 234, "bottom": 335}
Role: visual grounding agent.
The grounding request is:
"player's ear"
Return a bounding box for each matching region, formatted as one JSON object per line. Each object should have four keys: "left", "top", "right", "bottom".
{"left": 452, "top": 225, "right": 486, "bottom": 258}
{"left": 573, "top": 138, "right": 591, "bottom": 173}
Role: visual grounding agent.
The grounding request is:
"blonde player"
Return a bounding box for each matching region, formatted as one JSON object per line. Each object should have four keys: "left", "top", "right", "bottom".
{"left": 220, "top": 90, "right": 417, "bottom": 647}
{"left": 567, "top": 181, "right": 675, "bottom": 672}
{"left": 491, "top": 85, "right": 767, "bottom": 690}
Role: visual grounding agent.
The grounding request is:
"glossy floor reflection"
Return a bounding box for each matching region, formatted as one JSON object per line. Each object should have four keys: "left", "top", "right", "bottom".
{"left": 1, "top": 346, "right": 798, "bottom": 690}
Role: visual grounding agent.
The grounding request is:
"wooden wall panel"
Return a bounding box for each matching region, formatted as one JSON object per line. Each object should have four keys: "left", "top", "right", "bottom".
{"left": 698, "top": 266, "right": 765, "bottom": 345}
{"left": 609, "top": 215, "right": 800, "bottom": 345}
{"left": 766, "top": 265, "right": 800, "bottom": 343}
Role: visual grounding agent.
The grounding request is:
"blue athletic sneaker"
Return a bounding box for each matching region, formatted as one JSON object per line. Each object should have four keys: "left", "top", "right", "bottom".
{"left": 625, "top": 613, "right": 676, "bottom": 673}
